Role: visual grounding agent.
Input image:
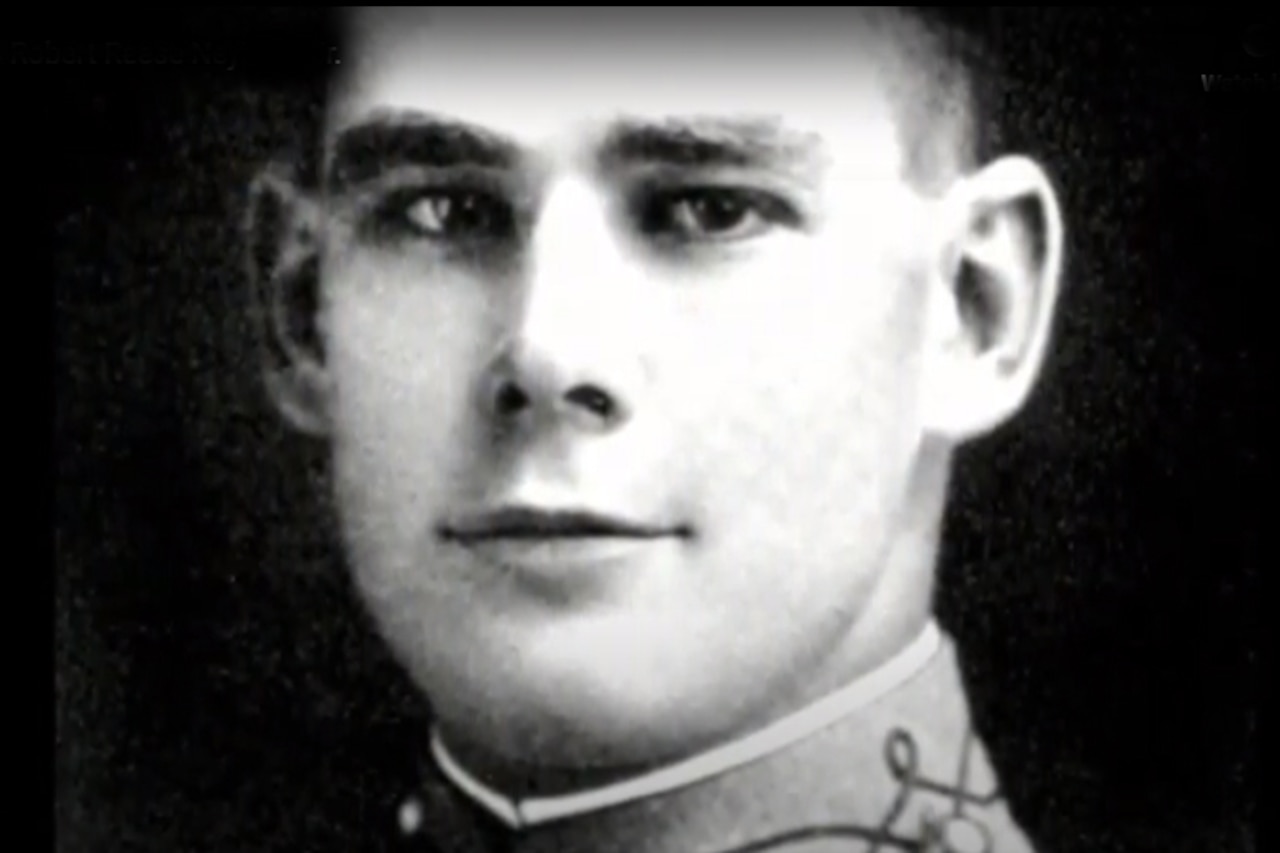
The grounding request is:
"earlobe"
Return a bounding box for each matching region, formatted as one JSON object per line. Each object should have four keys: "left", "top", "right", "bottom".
{"left": 920, "top": 155, "right": 1065, "bottom": 442}
{"left": 244, "top": 162, "right": 332, "bottom": 437}
{"left": 263, "top": 362, "right": 333, "bottom": 437}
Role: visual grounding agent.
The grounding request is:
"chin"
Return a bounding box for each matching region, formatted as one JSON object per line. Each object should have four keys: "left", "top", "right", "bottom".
{"left": 414, "top": 639, "right": 729, "bottom": 771}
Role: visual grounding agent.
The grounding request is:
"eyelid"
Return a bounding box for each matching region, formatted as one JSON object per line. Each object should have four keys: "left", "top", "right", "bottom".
{"left": 342, "top": 178, "right": 521, "bottom": 250}
{"left": 632, "top": 180, "right": 805, "bottom": 230}
{"left": 337, "top": 166, "right": 525, "bottom": 216}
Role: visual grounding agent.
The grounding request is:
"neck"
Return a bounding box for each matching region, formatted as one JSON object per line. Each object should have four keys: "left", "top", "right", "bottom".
{"left": 432, "top": 621, "right": 943, "bottom": 829}
{"left": 423, "top": 628, "right": 1034, "bottom": 853}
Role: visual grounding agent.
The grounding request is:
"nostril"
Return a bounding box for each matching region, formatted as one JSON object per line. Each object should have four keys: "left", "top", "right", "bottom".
{"left": 494, "top": 381, "right": 530, "bottom": 416}
{"left": 565, "top": 385, "right": 616, "bottom": 419}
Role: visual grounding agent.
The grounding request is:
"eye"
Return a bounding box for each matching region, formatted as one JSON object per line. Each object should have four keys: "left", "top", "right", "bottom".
{"left": 637, "top": 187, "right": 796, "bottom": 244}
{"left": 375, "top": 187, "right": 516, "bottom": 243}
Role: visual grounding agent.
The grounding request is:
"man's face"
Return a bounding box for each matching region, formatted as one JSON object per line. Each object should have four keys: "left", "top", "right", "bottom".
{"left": 319, "top": 9, "right": 942, "bottom": 767}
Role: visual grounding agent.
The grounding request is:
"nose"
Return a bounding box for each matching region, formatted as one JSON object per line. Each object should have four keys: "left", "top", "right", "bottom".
{"left": 484, "top": 360, "right": 627, "bottom": 433}
{"left": 480, "top": 177, "right": 645, "bottom": 435}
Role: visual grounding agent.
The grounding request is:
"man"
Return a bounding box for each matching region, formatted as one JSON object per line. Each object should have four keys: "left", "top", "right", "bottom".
{"left": 245, "top": 7, "right": 1065, "bottom": 851}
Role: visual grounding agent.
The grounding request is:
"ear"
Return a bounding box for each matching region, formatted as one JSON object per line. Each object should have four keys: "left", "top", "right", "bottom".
{"left": 919, "top": 155, "right": 1066, "bottom": 442}
{"left": 244, "top": 162, "right": 331, "bottom": 436}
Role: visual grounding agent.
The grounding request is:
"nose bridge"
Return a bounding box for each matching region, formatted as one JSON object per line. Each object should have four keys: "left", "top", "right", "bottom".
{"left": 514, "top": 174, "right": 628, "bottom": 355}
{"left": 528, "top": 174, "right": 618, "bottom": 307}
{"left": 486, "top": 174, "right": 646, "bottom": 430}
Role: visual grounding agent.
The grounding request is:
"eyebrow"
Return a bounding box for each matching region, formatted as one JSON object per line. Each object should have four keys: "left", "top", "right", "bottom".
{"left": 325, "top": 110, "right": 828, "bottom": 189}
{"left": 597, "top": 116, "right": 827, "bottom": 181}
{"left": 326, "top": 109, "right": 522, "bottom": 189}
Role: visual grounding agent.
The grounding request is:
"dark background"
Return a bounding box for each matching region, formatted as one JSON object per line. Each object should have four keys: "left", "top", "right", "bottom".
{"left": 52, "top": 8, "right": 1263, "bottom": 853}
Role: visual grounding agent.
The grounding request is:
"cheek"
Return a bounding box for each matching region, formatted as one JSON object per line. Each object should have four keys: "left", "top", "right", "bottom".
{"left": 319, "top": 258, "right": 496, "bottom": 559}
{"left": 676, "top": 237, "right": 925, "bottom": 471}
{"left": 669, "top": 238, "right": 927, "bottom": 591}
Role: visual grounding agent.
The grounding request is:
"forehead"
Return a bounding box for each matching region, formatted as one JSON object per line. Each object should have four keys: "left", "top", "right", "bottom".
{"left": 330, "top": 7, "right": 910, "bottom": 169}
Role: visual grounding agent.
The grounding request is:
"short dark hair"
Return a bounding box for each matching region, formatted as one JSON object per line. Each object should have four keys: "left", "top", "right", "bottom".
{"left": 876, "top": 7, "right": 1010, "bottom": 195}
{"left": 238, "top": 7, "right": 343, "bottom": 190}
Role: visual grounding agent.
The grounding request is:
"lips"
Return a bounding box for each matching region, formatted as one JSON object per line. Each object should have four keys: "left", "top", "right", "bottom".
{"left": 440, "top": 507, "right": 683, "bottom": 543}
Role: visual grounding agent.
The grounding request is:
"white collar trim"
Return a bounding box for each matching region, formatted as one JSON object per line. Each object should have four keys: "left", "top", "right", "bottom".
{"left": 431, "top": 620, "right": 943, "bottom": 829}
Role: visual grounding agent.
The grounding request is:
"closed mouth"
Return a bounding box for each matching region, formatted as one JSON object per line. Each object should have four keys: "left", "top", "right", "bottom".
{"left": 440, "top": 507, "right": 688, "bottom": 543}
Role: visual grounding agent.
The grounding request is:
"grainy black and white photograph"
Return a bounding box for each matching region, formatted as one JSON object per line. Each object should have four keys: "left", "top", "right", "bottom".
{"left": 53, "top": 7, "right": 1263, "bottom": 853}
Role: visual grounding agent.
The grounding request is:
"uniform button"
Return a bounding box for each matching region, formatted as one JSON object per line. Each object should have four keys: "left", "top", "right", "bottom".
{"left": 398, "top": 795, "right": 425, "bottom": 837}
{"left": 937, "top": 815, "right": 992, "bottom": 853}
